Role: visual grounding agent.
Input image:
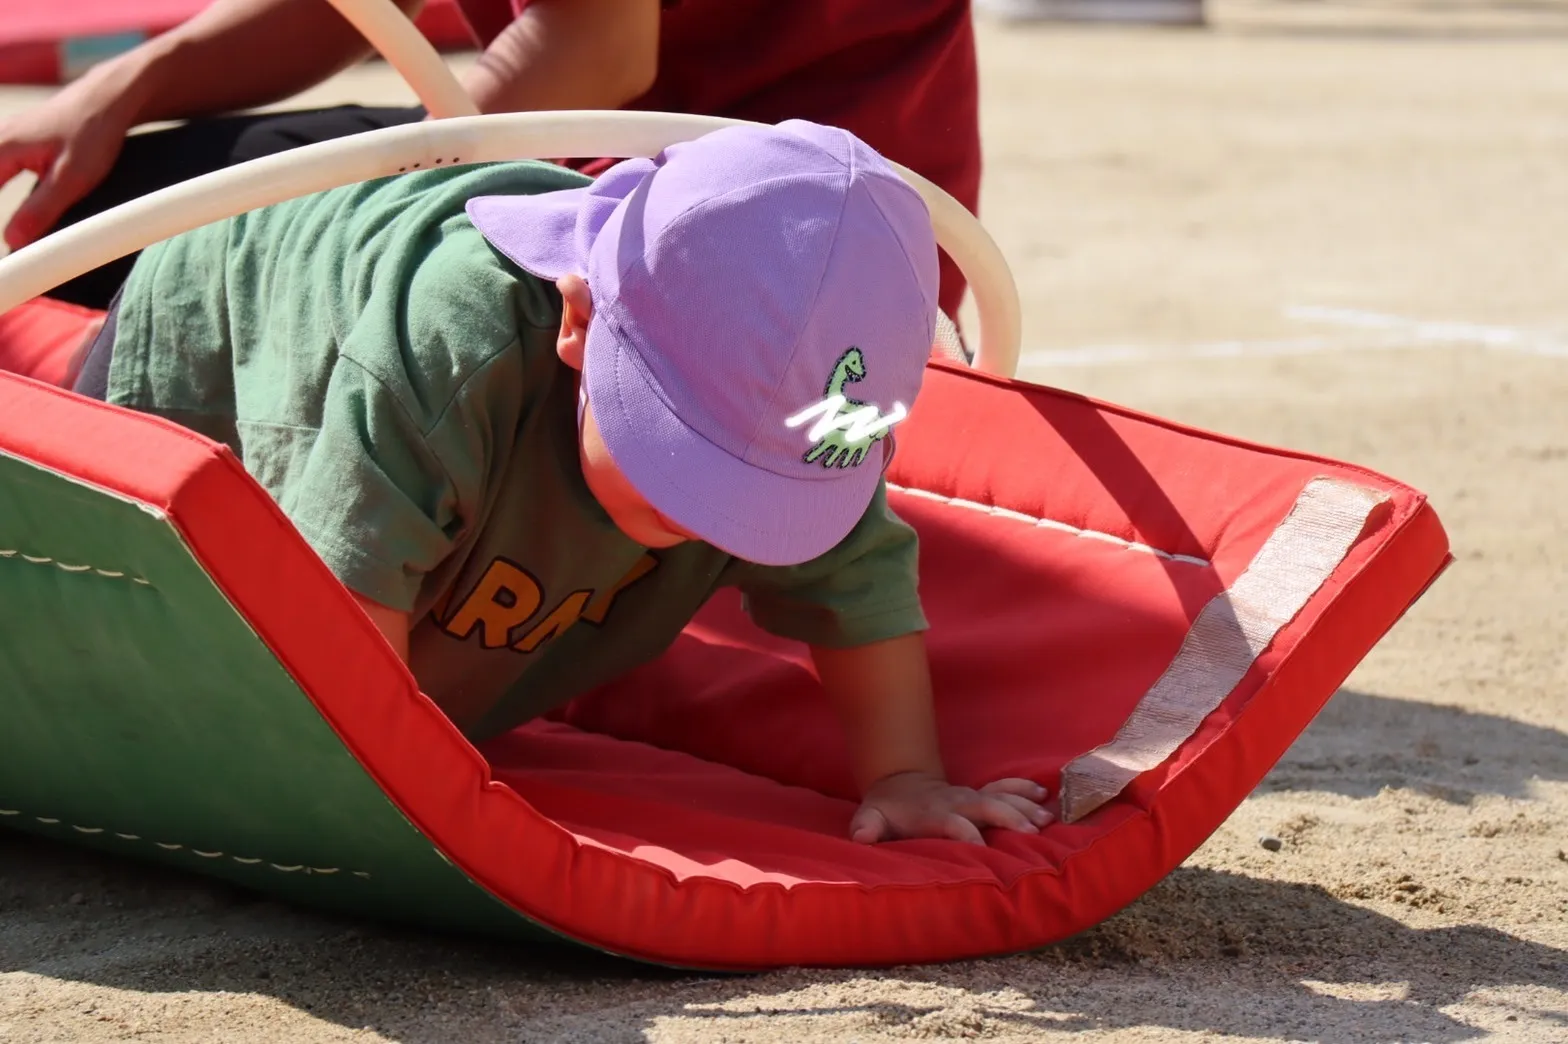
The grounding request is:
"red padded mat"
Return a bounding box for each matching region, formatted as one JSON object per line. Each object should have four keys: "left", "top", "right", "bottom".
{"left": 0, "top": 360, "right": 1450, "bottom": 968}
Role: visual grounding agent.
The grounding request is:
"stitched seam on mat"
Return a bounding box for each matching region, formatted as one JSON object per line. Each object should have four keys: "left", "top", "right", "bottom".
{"left": 0, "top": 807, "right": 370, "bottom": 878}
{"left": 0, "top": 547, "right": 152, "bottom": 585}
{"left": 885, "top": 483, "right": 1210, "bottom": 567}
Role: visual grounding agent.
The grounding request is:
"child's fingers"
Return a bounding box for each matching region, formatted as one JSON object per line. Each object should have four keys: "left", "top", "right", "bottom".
{"left": 991, "top": 791, "right": 1054, "bottom": 828}
{"left": 940, "top": 813, "right": 987, "bottom": 846}
{"left": 957, "top": 794, "right": 1039, "bottom": 836}
{"left": 849, "top": 805, "right": 891, "bottom": 845}
{"left": 980, "top": 777, "right": 1050, "bottom": 802}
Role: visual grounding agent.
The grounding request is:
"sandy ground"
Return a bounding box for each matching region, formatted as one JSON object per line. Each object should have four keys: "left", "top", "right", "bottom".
{"left": 3, "top": 1, "right": 1567, "bottom": 1041}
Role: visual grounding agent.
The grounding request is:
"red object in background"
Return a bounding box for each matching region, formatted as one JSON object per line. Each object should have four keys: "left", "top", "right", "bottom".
{"left": 0, "top": 0, "right": 478, "bottom": 85}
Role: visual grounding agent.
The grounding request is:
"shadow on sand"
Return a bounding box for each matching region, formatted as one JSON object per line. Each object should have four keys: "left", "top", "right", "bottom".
{"left": 3, "top": 823, "right": 1563, "bottom": 1044}
{"left": 1259, "top": 688, "right": 1568, "bottom": 803}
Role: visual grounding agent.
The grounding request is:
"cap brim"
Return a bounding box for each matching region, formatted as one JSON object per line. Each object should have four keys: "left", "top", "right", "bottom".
{"left": 466, "top": 190, "right": 590, "bottom": 281}
{"left": 584, "top": 320, "right": 882, "bottom": 567}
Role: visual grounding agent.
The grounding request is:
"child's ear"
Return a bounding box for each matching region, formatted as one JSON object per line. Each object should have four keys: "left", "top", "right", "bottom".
{"left": 555, "top": 275, "right": 593, "bottom": 371}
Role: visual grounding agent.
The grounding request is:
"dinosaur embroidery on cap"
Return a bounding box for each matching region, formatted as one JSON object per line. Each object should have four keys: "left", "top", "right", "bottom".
{"left": 784, "top": 348, "right": 907, "bottom": 470}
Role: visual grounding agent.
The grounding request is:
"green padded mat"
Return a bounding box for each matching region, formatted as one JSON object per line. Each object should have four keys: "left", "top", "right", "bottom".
{"left": 0, "top": 447, "right": 558, "bottom": 943}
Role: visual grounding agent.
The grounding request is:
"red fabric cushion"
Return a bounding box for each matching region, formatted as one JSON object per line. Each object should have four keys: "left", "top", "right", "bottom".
{"left": 0, "top": 360, "right": 1449, "bottom": 968}
{"left": 0, "top": 297, "right": 102, "bottom": 388}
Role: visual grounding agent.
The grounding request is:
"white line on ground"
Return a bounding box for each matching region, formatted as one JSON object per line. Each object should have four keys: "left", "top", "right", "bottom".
{"left": 1020, "top": 333, "right": 1417, "bottom": 368}
{"left": 1286, "top": 305, "right": 1568, "bottom": 358}
{"left": 1016, "top": 305, "right": 1568, "bottom": 369}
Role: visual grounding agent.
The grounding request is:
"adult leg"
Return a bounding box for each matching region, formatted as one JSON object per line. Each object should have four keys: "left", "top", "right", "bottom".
{"left": 46, "top": 105, "right": 424, "bottom": 309}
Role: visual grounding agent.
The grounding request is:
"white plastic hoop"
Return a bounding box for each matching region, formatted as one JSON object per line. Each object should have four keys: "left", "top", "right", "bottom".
{"left": 321, "top": 0, "right": 478, "bottom": 119}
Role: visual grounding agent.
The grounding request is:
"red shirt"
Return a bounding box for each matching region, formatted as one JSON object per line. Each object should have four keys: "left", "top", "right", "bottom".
{"left": 452, "top": 0, "right": 979, "bottom": 316}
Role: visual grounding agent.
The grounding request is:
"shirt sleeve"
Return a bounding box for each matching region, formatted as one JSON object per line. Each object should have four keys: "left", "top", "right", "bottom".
{"left": 279, "top": 355, "right": 469, "bottom": 613}
{"left": 725, "top": 481, "right": 928, "bottom": 649}
{"left": 271, "top": 185, "right": 542, "bottom": 613}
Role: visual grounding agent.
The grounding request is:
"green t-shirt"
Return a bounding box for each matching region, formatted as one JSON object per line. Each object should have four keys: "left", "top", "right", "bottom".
{"left": 108, "top": 162, "right": 927, "bottom": 738}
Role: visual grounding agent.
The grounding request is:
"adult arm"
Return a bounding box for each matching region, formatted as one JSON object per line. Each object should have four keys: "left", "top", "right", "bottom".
{"left": 98, "top": 0, "right": 427, "bottom": 125}
{"left": 461, "top": 0, "right": 660, "bottom": 114}
{"left": 0, "top": 0, "right": 422, "bottom": 247}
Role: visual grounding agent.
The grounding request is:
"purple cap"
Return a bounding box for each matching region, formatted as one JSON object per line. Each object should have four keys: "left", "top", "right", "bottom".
{"left": 466, "top": 119, "right": 938, "bottom": 566}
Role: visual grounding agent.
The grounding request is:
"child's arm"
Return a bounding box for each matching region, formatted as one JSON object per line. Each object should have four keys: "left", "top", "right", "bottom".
{"left": 352, "top": 592, "right": 410, "bottom": 664}
{"left": 811, "top": 633, "right": 1052, "bottom": 845}
{"left": 350, "top": 592, "right": 496, "bottom": 728}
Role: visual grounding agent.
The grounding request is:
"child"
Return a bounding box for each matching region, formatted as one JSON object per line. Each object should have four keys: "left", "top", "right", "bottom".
{"left": 76, "top": 120, "right": 1049, "bottom": 846}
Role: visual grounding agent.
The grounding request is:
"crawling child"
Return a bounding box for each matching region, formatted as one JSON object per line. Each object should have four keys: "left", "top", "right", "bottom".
{"left": 74, "top": 119, "right": 1051, "bottom": 845}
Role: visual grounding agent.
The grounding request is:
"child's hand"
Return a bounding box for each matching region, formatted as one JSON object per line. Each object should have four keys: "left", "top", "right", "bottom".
{"left": 850, "top": 771, "right": 1052, "bottom": 846}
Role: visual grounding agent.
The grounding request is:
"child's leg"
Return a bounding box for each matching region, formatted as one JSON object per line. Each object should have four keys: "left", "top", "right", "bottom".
{"left": 44, "top": 106, "right": 425, "bottom": 310}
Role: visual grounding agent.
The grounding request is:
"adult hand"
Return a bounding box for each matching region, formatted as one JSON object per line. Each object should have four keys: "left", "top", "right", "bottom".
{"left": 0, "top": 63, "right": 145, "bottom": 251}
{"left": 850, "top": 771, "right": 1053, "bottom": 845}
